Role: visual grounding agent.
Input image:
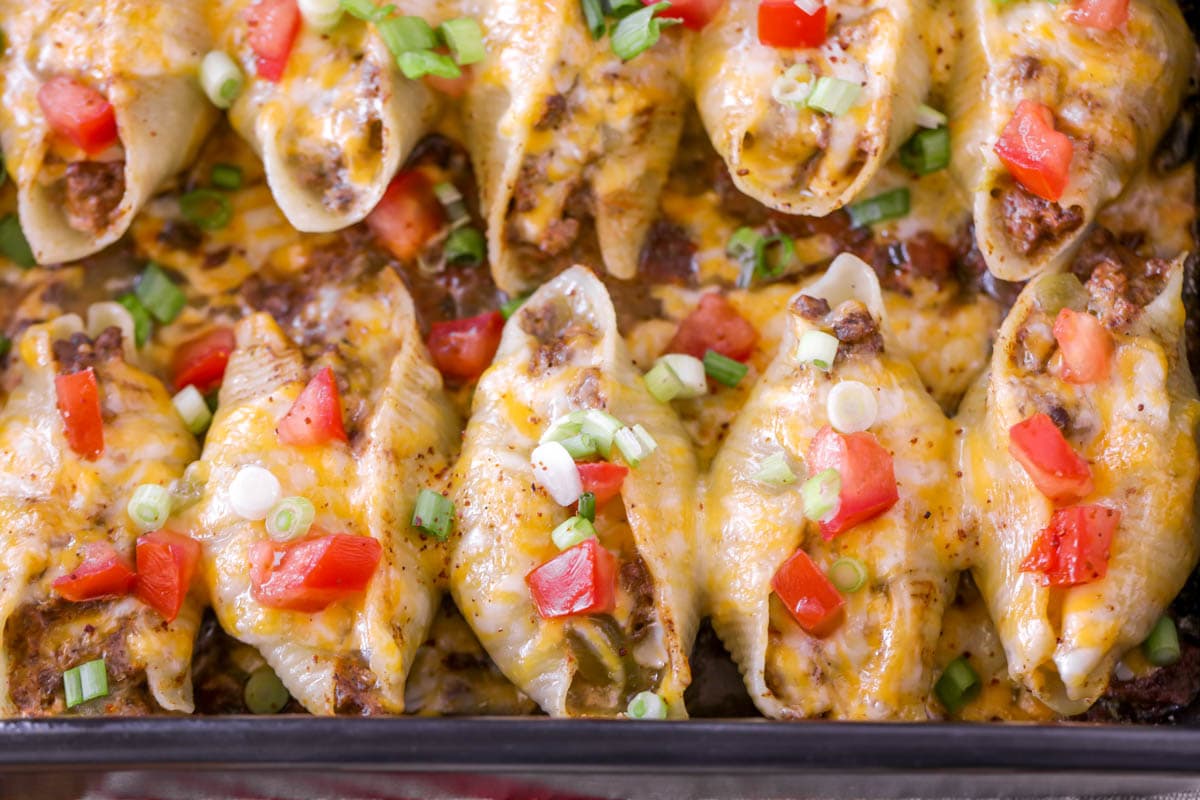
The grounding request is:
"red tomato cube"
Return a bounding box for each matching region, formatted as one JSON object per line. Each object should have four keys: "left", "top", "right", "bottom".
{"left": 526, "top": 538, "right": 617, "bottom": 620}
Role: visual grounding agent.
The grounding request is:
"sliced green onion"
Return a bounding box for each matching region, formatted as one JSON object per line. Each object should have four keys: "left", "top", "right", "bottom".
{"left": 169, "top": 461, "right": 210, "bottom": 513}
{"left": 727, "top": 226, "right": 762, "bottom": 280}
{"left": 135, "top": 263, "right": 186, "bottom": 324}
{"left": 632, "top": 424, "right": 657, "bottom": 455}
{"left": 211, "top": 163, "right": 244, "bottom": 190}
{"left": 64, "top": 658, "right": 108, "bottom": 709}
{"left": 658, "top": 354, "right": 707, "bottom": 399}
{"left": 433, "top": 180, "right": 469, "bottom": 227}
{"left": 703, "top": 350, "right": 748, "bottom": 388}
{"left": 558, "top": 432, "right": 598, "bottom": 460}
{"left": 847, "top": 187, "right": 911, "bottom": 228}
{"left": 899, "top": 126, "right": 950, "bottom": 175}
{"left": 439, "top": 17, "right": 485, "bottom": 65}
{"left": 579, "top": 409, "right": 623, "bottom": 459}
{"left": 398, "top": 49, "right": 461, "bottom": 79}
{"left": 117, "top": 293, "right": 152, "bottom": 347}
{"left": 551, "top": 515, "right": 596, "bottom": 550}
{"left": 935, "top": 656, "right": 980, "bottom": 714}
{"left": 806, "top": 76, "right": 861, "bottom": 116}
{"left": 615, "top": 424, "right": 656, "bottom": 467}
{"left": 626, "top": 690, "right": 668, "bottom": 720}
{"left": 299, "top": 0, "right": 344, "bottom": 30}
{"left": 179, "top": 189, "right": 233, "bottom": 231}
{"left": 531, "top": 441, "right": 583, "bottom": 505}
{"left": 229, "top": 465, "right": 282, "bottom": 521}
{"left": 200, "top": 51, "right": 244, "bottom": 109}
{"left": 577, "top": 491, "right": 596, "bottom": 523}
{"left": 267, "top": 496, "right": 316, "bottom": 541}
{"left": 827, "top": 380, "right": 878, "bottom": 433}
{"left": 915, "top": 103, "right": 948, "bottom": 129}
{"left": 378, "top": 15, "right": 438, "bottom": 56}
{"left": 128, "top": 483, "right": 172, "bottom": 532}
{"left": 444, "top": 227, "right": 485, "bottom": 266}
{"left": 412, "top": 489, "right": 455, "bottom": 540}
{"left": 801, "top": 468, "right": 840, "bottom": 523}
{"left": 771, "top": 63, "right": 814, "bottom": 107}
{"left": 340, "top": 0, "right": 394, "bottom": 21}
{"left": 611, "top": 2, "right": 680, "bottom": 61}
{"left": 1144, "top": 616, "right": 1181, "bottom": 667}
{"left": 172, "top": 385, "right": 213, "bottom": 435}
{"left": 0, "top": 334, "right": 10, "bottom": 360}
{"left": 500, "top": 294, "right": 527, "bottom": 320}
{"left": 754, "top": 233, "right": 795, "bottom": 279}
{"left": 606, "top": 0, "right": 644, "bottom": 17}
{"left": 644, "top": 359, "right": 685, "bottom": 403}
{"left": 540, "top": 410, "right": 586, "bottom": 444}
{"left": 581, "top": 0, "right": 606, "bottom": 38}
{"left": 244, "top": 666, "right": 290, "bottom": 714}
{"left": 0, "top": 214, "right": 35, "bottom": 268}
{"left": 828, "top": 557, "right": 868, "bottom": 593}
{"left": 797, "top": 329, "right": 838, "bottom": 371}
{"left": 753, "top": 451, "right": 796, "bottom": 486}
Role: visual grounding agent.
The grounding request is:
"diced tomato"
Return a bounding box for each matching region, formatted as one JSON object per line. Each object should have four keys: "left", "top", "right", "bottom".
{"left": 1020, "top": 505, "right": 1120, "bottom": 586}
{"left": 771, "top": 548, "right": 844, "bottom": 637}
{"left": 645, "top": 0, "right": 725, "bottom": 30}
{"left": 666, "top": 293, "right": 759, "bottom": 363}
{"left": 52, "top": 542, "right": 136, "bottom": 601}
{"left": 1065, "top": 0, "right": 1129, "bottom": 30}
{"left": 526, "top": 538, "right": 617, "bottom": 620}
{"left": 135, "top": 530, "right": 201, "bottom": 622}
{"left": 37, "top": 77, "right": 119, "bottom": 156}
{"left": 1053, "top": 308, "right": 1113, "bottom": 384}
{"left": 172, "top": 327, "right": 236, "bottom": 394}
{"left": 250, "top": 532, "right": 383, "bottom": 613}
{"left": 1008, "top": 413, "right": 1093, "bottom": 504}
{"left": 366, "top": 169, "right": 446, "bottom": 262}
{"left": 56, "top": 368, "right": 104, "bottom": 460}
{"left": 577, "top": 461, "right": 629, "bottom": 508}
{"left": 277, "top": 366, "right": 348, "bottom": 447}
{"left": 993, "top": 100, "right": 1073, "bottom": 203}
{"left": 427, "top": 311, "right": 505, "bottom": 383}
{"left": 757, "top": 0, "right": 827, "bottom": 48}
{"left": 807, "top": 426, "right": 899, "bottom": 539}
{"left": 246, "top": 0, "right": 301, "bottom": 81}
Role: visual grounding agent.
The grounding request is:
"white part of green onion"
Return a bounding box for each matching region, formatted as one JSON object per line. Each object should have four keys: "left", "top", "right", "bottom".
{"left": 915, "top": 103, "right": 948, "bottom": 129}
{"left": 753, "top": 451, "right": 797, "bottom": 486}
{"left": 298, "top": 0, "right": 343, "bottom": 30}
{"left": 626, "top": 690, "right": 668, "bottom": 720}
{"left": 793, "top": 0, "right": 823, "bottom": 12}
{"left": 580, "top": 409, "right": 624, "bottom": 459}
{"left": 828, "top": 556, "right": 868, "bottom": 592}
{"left": 128, "top": 483, "right": 172, "bottom": 532}
{"left": 229, "top": 465, "right": 282, "bottom": 521}
{"left": 632, "top": 424, "right": 658, "bottom": 456}
{"left": 615, "top": 425, "right": 657, "bottom": 468}
{"left": 266, "top": 496, "right": 316, "bottom": 541}
{"left": 770, "top": 63, "right": 814, "bottom": 108}
{"left": 540, "top": 410, "right": 586, "bottom": 445}
{"left": 531, "top": 441, "right": 583, "bottom": 506}
{"left": 802, "top": 468, "right": 841, "bottom": 523}
{"left": 172, "top": 385, "right": 213, "bottom": 435}
{"left": 644, "top": 360, "right": 684, "bottom": 403}
{"left": 86, "top": 301, "right": 137, "bottom": 360}
{"left": 658, "top": 354, "right": 707, "bottom": 399}
{"left": 806, "top": 76, "right": 861, "bottom": 116}
{"left": 551, "top": 515, "right": 596, "bottom": 550}
{"left": 797, "top": 330, "right": 839, "bottom": 371}
{"left": 826, "top": 380, "right": 878, "bottom": 433}
{"left": 200, "top": 51, "right": 244, "bottom": 110}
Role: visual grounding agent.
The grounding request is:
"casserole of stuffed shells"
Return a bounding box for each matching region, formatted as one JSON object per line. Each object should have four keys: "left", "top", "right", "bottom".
{"left": 704, "top": 254, "right": 960, "bottom": 719}
{"left": 185, "top": 263, "right": 458, "bottom": 714}
{"left": 0, "top": 316, "right": 202, "bottom": 715}
{"left": 0, "top": 0, "right": 217, "bottom": 265}
{"left": 957, "top": 233, "right": 1200, "bottom": 714}
{"left": 692, "top": 0, "right": 930, "bottom": 215}
{"left": 451, "top": 266, "right": 699, "bottom": 717}
{"left": 462, "top": 0, "right": 690, "bottom": 292}
{"left": 949, "top": 0, "right": 1192, "bottom": 281}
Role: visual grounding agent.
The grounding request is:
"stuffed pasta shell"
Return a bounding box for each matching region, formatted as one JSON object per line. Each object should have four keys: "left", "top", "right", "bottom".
{"left": 0, "top": 316, "right": 202, "bottom": 715}
{"left": 186, "top": 265, "right": 458, "bottom": 714}
{"left": 0, "top": 0, "right": 217, "bottom": 264}
{"left": 462, "top": 0, "right": 690, "bottom": 292}
{"left": 704, "top": 254, "right": 959, "bottom": 719}
{"left": 957, "top": 233, "right": 1200, "bottom": 714}
{"left": 451, "top": 266, "right": 699, "bottom": 717}
{"left": 692, "top": 0, "right": 930, "bottom": 215}
{"left": 207, "top": 0, "right": 438, "bottom": 232}
{"left": 949, "top": 0, "right": 1191, "bottom": 281}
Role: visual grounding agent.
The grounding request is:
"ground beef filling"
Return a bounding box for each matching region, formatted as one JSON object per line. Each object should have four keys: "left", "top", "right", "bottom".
{"left": 52, "top": 327, "right": 124, "bottom": 373}
{"left": 996, "top": 182, "right": 1084, "bottom": 256}
{"left": 63, "top": 161, "right": 125, "bottom": 235}
{"left": 1070, "top": 228, "right": 1171, "bottom": 332}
